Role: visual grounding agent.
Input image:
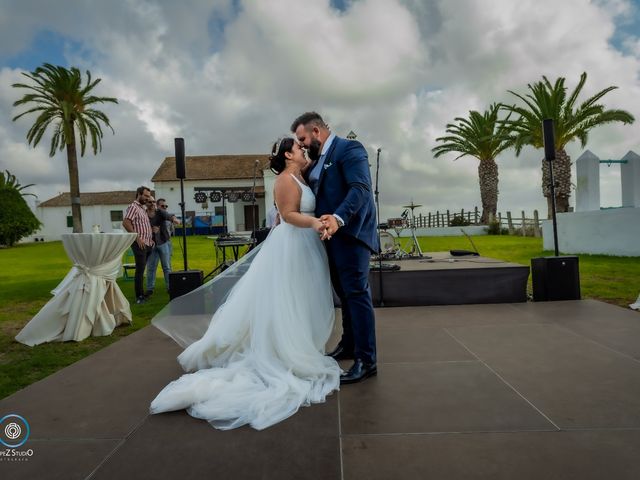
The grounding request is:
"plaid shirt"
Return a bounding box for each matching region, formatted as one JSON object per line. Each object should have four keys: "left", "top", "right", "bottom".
{"left": 125, "top": 201, "right": 153, "bottom": 247}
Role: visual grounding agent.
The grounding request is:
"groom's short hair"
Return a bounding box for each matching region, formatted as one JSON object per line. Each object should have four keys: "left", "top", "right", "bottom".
{"left": 290, "top": 112, "right": 327, "bottom": 132}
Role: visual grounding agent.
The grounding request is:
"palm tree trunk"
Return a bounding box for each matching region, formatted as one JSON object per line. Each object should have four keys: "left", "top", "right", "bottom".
{"left": 65, "top": 123, "right": 83, "bottom": 233}
{"left": 541, "top": 148, "right": 572, "bottom": 218}
{"left": 478, "top": 158, "right": 498, "bottom": 224}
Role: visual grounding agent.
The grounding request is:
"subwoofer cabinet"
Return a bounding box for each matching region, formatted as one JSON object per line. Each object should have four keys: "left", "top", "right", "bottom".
{"left": 168, "top": 270, "right": 203, "bottom": 300}
{"left": 531, "top": 256, "right": 581, "bottom": 301}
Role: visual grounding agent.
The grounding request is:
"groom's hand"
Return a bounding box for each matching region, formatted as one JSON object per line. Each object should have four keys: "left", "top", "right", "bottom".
{"left": 320, "top": 214, "right": 339, "bottom": 237}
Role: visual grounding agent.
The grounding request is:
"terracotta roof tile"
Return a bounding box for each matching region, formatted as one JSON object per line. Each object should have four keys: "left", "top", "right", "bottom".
{"left": 152, "top": 155, "right": 271, "bottom": 182}
{"left": 38, "top": 190, "right": 154, "bottom": 207}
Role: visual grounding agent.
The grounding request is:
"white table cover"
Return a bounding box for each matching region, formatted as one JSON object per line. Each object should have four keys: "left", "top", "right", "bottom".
{"left": 16, "top": 233, "right": 137, "bottom": 346}
{"left": 631, "top": 293, "right": 640, "bottom": 310}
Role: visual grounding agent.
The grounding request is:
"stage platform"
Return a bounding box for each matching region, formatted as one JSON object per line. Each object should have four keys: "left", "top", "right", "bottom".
{"left": 2, "top": 300, "right": 640, "bottom": 479}
{"left": 370, "top": 251, "right": 530, "bottom": 306}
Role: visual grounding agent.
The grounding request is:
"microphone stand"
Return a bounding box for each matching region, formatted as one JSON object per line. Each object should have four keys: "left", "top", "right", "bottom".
{"left": 374, "top": 148, "right": 384, "bottom": 307}
{"left": 251, "top": 159, "right": 259, "bottom": 235}
{"left": 179, "top": 177, "right": 188, "bottom": 271}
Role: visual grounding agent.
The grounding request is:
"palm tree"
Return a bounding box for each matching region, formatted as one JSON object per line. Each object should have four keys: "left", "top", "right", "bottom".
{"left": 1, "top": 170, "right": 36, "bottom": 197}
{"left": 432, "top": 103, "right": 514, "bottom": 224}
{"left": 12, "top": 63, "right": 118, "bottom": 232}
{"left": 501, "top": 72, "right": 634, "bottom": 217}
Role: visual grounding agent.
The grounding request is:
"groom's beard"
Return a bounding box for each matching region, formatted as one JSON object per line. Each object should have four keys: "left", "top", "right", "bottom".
{"left": 307, "top": 139, "right": 322, "bottom": 161}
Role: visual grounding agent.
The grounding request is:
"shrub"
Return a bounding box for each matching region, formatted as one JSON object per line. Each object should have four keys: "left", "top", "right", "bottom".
{"left": 0, "top": 188, "right": 41, "bottom": 246}
{"left": 450, "top": 215, "right": 471, "bottom": 227}
{"left": 486, "top": 220, "right": 509, "bottom": 235}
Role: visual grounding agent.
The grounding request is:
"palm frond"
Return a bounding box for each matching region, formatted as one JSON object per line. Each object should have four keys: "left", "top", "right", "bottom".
{"left": 12, "top": 64, "right": 118, "bottom": 158}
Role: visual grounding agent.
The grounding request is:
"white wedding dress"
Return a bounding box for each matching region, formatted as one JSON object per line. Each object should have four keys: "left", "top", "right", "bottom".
{"left": 150, "top": 175, "right": 340, "bottom": 430}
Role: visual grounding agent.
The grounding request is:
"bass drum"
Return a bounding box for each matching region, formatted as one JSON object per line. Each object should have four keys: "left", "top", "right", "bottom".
{"left": 379, "top": 231, "right": 396, "bottom": 252}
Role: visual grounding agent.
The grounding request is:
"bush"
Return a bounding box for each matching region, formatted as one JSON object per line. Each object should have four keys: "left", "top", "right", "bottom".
{"left": 449, "top": 215, "right": 471, "bottom": 227}
{"left": 486, "top": 220, "right": 509, "bottom": 235}
{"left": 0, "top": 188, "right": 41, "bottom": 246}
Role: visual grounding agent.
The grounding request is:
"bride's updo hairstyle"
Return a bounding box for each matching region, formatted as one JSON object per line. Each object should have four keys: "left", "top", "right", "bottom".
{"left": 269, "top": 137, "right": 295, "bottom": 175}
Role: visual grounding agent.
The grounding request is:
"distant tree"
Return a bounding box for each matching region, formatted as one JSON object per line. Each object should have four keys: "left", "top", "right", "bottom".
{"left": 0, "top": 170, "right": 36, "bottom": 197}
{"left": 501, "top": 72, "right": 635, "bottom": 217}
{"left": 12, "top": 63, "right": 118, "bottom": 232}
{"left": 0, "top": 173, "right": 41, "bottom": 246}
{"left": 432, "top": 103, "right": 514, "bottom": 224}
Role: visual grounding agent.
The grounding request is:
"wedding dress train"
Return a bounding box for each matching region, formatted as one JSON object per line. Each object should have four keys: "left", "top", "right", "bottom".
{"left": 150, "top": 176, "right": 340, "bottom": 430}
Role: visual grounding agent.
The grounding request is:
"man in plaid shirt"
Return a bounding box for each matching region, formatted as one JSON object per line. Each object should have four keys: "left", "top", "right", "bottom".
{"left": 122, "top": 186, "right": 154, "bottom": 304}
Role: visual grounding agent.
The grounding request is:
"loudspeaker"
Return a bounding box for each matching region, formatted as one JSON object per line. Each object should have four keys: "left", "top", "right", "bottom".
{"left": 531, "top": 256, "right": 581, "bottom": 301}
{"left": 168, "top": 269, "right": 203, "bottom": 300}
{"left": 251, "top": 227, "right": 270, "bottom": 245}
{"left": 175, "top": 137, "right": 186, "bottom": 179}
{"left": 542, "top": 118, "right": 556, "bottom": 161}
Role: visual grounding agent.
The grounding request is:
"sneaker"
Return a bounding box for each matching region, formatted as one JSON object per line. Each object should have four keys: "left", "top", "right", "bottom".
{"left": 135, "top": 296, "right": 147, "bottom": 305}
{"left": 144, "top": 289, "right": 154, "bottom": 298}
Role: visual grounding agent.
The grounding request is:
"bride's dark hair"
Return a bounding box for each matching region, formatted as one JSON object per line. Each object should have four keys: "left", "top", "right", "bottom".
{"left": 269, "top": 137, "right": 295, "bottom": 174}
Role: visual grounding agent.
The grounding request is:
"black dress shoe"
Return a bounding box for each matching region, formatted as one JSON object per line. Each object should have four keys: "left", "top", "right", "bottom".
{"left": 326, "top": 344, "right": 354, "bottom": 361}
{"left": 340, "top": 359, "right": 377, "bottom": 385}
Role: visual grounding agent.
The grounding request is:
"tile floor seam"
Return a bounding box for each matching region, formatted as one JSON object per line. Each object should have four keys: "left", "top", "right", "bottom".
{"left": 552, "top": 323, "right": 640, "bottom": 366}
{"left": 83, "top": 413, "right": 150, "bottom": 480}
{"left": 443, "top": 327, "right": 562, "bottom": 431}
{"left": 339, "top": 427, "right": 561, "bottom": 437}
{"left": 375, "top": 321, "right": 545, "bottom": 330}
{"left": 26, "top": 437, "right": 123, "bottom": 442}
{"left": 377, "top": 360, "right": 478, "bottom": 365}
{"left": 556, "top": 425, "right": 640, "bottom": 432}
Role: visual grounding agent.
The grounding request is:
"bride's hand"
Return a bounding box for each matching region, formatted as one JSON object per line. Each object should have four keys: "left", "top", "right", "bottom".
{"left": 312, "top": 218, "right": 331, "bottom": 240}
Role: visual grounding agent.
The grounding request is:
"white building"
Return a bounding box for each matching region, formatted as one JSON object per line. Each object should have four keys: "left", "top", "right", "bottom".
{"left": 151, "top": 154, "right": 273, "bottom": 233}
{"left": 31, "top": 154, "right": 277, "bottom": 241}
{"left": 33, "top": 190, "right": 140, "bottom": 241}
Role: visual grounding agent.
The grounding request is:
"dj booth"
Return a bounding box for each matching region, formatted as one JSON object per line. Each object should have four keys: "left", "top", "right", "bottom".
{"left": 208, "top": 235, "right": 256, "bottom": 264}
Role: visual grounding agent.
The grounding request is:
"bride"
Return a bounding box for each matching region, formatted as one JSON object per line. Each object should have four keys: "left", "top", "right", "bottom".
{"left": 149, "top": 137, "right": 340, "bottom": 430}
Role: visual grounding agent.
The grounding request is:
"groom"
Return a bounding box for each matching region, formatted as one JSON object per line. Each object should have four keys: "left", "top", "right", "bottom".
{"left": 291, "top": 112, "right": 380, "bottom": 384}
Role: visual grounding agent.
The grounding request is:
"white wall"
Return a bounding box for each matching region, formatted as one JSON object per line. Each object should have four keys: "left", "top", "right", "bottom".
{"left": 542, "top": 207, "right": 640, "bottom": 256}
{"left": 32, "top": 204, "right": 131, "bottom": 241}
{"left": 264, "top": 169, "right": 276, "bottom": 213}
{"left": 392, "top": 225, "right": 488, "bottom": 238}
{"left": 154, "top": 178, "right": 267, "bottom": 231}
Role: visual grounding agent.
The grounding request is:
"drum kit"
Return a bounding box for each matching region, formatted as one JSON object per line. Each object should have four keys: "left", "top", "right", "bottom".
{"left": 376, "top": 201, "right": 426, "bottom": 260}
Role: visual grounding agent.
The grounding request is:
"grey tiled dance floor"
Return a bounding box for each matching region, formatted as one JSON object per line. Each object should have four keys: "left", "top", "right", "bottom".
{"left": 2, "top": 299, "right": 640, "bottom": 479}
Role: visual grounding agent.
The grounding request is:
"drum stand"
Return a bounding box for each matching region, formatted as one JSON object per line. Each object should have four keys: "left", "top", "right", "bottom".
{"left": 401, "top": 201, "right": 425, "bottom": 258}
{"left": 408, "top": 224, "right": 423, "bottom": 257}
{"left": 391, "top": 225, "right": 411, "bottom": 259}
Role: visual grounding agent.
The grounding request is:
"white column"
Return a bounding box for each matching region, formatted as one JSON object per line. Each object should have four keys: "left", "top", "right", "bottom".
{"left": 575, "top": 150, "right": 600, "bottom": 211}
{"left": 263, "top": 169, "right": 276, "bottom": 212}
{"left": 621, "top": 150, "right": 640, "bottom": 208}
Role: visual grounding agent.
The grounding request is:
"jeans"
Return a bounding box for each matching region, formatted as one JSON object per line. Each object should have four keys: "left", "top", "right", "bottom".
{"left": 131, "top": 242, "right": 151, "bottom": 299}
{"left": 146, "top": 241, "right": 172, "bottom": 291}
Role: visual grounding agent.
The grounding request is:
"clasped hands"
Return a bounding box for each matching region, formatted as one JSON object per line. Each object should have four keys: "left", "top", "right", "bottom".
{"left": 315, "top": 214, "right": 339, "bottom": 241}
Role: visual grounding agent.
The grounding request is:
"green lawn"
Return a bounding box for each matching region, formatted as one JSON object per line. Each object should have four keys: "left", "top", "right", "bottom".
{"left": 414, "top": 235, "right": 640, "bottom": 306}
{"left": 1, "top": 234, "right": 638, "bottom": 400}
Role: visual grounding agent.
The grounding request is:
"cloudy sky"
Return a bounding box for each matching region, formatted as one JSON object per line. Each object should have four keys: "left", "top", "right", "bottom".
{"left": 1, "top": 0, "right": 639, "bottom": 221}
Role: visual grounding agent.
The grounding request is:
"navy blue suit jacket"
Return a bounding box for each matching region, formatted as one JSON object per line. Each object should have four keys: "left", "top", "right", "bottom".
{"left": 312, "top": 136, "right": 379, "bottom": 253}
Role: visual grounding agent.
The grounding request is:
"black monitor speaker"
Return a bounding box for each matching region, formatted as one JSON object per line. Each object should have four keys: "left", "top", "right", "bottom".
{"left": 531, "top": 256, "right": 581, "bottom": 301}
{"left": 175, "top": 137, "right": 186, "bottom": 179}
{"left": 168, "top": 269, "right": 203, "bottom": 300}
{"left": 542, "top": 118, "right": 556, "bottom": 162}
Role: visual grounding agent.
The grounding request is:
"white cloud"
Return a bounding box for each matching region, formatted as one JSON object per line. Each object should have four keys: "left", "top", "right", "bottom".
{"left": 0, "top": 0, "right": 639, "bottom": 222}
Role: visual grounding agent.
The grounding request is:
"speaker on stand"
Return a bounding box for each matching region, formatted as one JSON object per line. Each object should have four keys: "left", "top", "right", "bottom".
{"left": 531, "top": 256, "right": 580, "bottom": 301}
{"left": 168, "top": 270, "right": 204, "bottom": 300}
{"left": 169, "top": 138, "right": 203, "bottom": 300}
{"left": 530, "top": 120, "right": 580, "bottom": 301}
